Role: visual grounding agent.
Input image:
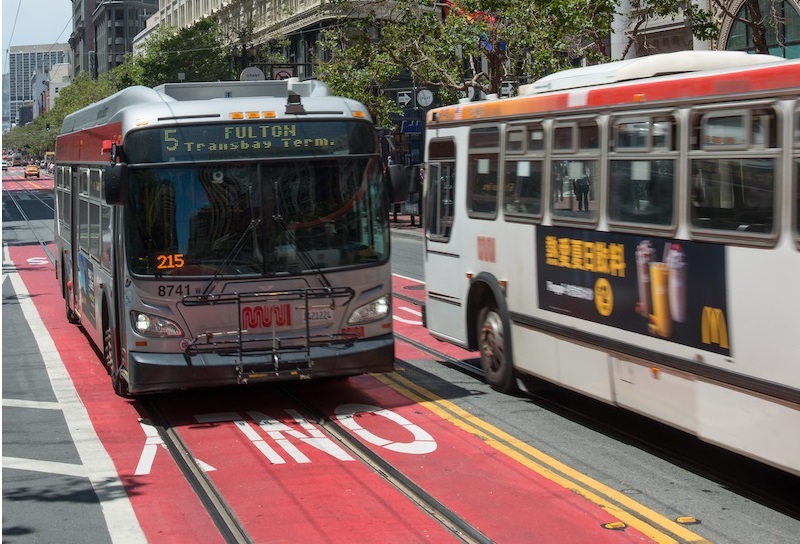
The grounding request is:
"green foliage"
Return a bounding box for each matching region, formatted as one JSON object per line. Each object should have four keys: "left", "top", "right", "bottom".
{"left": 315, "top": 0, "right": 724, "bottom": 113}
{"left": 317, "top": 0, "right": 614, "bottom": 112}
{"left": 3, "top": 72, "right": 119, "bottom": 156}
{"left": 125, "top": 17, "right": 231, "bottom": 87}
{"left": 4, "top": 17, "right": 231, "bottom": 154}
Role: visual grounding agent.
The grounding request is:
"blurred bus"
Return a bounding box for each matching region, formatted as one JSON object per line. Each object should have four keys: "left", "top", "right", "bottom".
{"left": 423, "top": 51, "right": 800, "bottom": 475}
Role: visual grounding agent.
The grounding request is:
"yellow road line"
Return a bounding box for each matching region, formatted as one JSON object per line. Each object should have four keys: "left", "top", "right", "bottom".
{"left": 377, "top": 372, "right": 711, "bottom": 544}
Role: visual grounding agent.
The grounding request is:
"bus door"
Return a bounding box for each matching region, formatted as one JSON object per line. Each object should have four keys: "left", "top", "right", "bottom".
{"left": 424, "top": 140, "right": 468, "bottom": 343}
{"left": 63, "top": 167, "right": 81, "bottom": 322}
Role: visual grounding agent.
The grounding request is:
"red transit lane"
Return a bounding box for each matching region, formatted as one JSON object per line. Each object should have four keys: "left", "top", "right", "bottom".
{"left": 9, "top": 243, "right": 658, "bottom": 543}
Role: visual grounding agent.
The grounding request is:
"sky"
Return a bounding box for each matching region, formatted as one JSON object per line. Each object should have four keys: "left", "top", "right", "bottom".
{"left": 2, "top": 0, "right": 73, "bottom": 71}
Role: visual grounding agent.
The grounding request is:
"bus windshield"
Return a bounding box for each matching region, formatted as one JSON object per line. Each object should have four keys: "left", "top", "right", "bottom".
{"left": 125, "top": 158, "right": 388, "bottom": 276}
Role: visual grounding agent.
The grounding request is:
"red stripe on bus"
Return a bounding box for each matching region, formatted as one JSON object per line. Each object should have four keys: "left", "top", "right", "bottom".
{"left": 56, "top": 122, "right": 123, "bottom": 163}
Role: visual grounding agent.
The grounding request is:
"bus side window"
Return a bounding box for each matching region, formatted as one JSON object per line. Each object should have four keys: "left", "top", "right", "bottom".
{"left": 551, "top": 121, "right": 599, "bottom": 221}
{"left": 690, "top": 108, "right": 777, "bottom": 234}
{"left": 609, "top": 160, "right": 674, "bottom": 225}
{"left": 467, "top": 127, "right": 499, "bottom": 218}
{"left": 608, "top": 116, "right": 676, "bottom": 227}
{"left": 504, "top": 125, "right": 543, "bottom": 217}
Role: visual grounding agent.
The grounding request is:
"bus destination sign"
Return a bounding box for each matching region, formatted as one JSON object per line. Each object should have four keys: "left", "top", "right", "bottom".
{"left": 124, "top": 120, "right": 374, "bottom": 163}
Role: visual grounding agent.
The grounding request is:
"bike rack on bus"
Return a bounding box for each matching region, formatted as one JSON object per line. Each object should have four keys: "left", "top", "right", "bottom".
{"left": 180, "top": 286, "right": 356, "bottom": 383}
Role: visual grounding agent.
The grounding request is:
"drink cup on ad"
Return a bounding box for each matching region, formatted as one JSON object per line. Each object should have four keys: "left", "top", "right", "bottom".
{"left": 649, "top": 262, "right": 672, "bottom": 337}
{"left": 635, "top": 240, "right": 655, "bottom": 316}
{"left": 666, "top": 243, "right": 687, "bottom": 323}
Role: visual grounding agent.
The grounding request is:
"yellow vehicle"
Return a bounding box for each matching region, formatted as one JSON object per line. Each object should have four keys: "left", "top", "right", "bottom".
{"left": 24, "top": 164, "right": 40, "bottom": 178}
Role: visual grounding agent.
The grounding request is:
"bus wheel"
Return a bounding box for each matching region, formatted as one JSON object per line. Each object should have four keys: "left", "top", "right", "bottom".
{"left": 477, "top": 306, "right": 516, "bottom": 393}
{"left": 104, "top": 325, "right": 129, "bottom": 398}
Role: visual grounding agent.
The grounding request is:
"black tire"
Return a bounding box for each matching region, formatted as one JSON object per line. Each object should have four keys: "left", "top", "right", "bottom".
{"left": 477, "top": 306, "right": 516, "bottom": 393}
{"left": 104, "top": 325, "right": 129, "bottom": 397}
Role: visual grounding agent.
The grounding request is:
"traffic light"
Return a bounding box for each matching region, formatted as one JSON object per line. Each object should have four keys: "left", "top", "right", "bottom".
{"left": 46, "top": 123, "right": 50, "bottom": 132}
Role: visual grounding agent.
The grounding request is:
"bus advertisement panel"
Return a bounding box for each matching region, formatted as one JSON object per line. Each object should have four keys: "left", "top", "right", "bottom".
{"left": 536, "top": 226, "right": 729, "bottom": 355}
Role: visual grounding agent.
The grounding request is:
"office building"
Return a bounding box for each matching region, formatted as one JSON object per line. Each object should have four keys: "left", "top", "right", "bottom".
{"left": 6, "top": 44, "right": 70, "bottom": 126}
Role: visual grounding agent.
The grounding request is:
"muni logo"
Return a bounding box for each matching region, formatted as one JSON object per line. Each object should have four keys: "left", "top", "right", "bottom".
{"left": 242, "top": 303, "right": 292, "bottom": 329}
{"left": 701, "top": 306, "right": 729, "bottom": 349}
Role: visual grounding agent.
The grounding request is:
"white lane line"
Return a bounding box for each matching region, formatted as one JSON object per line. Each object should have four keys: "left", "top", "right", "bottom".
{"left": 3, "top": 456, "right": 86, "bottom": 478}
{"left": 393, "top": 305, "right": 423, "bottom": 325}
{"left": 6, "top": 247, "right": 147, "bottom": 543}
{"left": 3, "top": 398, "right": 62, "bottom": 410}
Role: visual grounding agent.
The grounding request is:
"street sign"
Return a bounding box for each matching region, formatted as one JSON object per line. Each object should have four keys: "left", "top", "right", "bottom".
{"left": 272, "top": 68, "right": 293, "bottom": 80}
{"left": 397, "top": 91, "right": 411, "bottom": 106}
{"left": 240, "top": 67, "right": 266, "bottom": 81}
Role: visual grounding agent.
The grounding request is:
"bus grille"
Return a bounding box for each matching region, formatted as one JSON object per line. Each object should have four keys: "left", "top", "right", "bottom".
{"left": 180, "top": 286, "right": 356, "bottom": 383}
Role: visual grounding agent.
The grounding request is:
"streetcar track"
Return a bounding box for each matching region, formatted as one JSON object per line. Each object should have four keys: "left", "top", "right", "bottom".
{"left": 2, "top": 177, "right": 57, "bottom": 265}
{"left": 141, "top": 397, "right": 253, "bottom": 544}
{"left": 278, "top": 385, "right": 493, "bottom": 544}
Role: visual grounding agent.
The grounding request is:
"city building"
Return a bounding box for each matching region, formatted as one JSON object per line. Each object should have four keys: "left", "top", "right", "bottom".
{"left": 91, "top": 0, "right": 159, "bottom": 76}
{"left": 3, "top": 74, "right": 11, "bottom": 133}
{"left": 69, "top": 0, "right": 97, "bottom": 77}
{"left": 5, "top": 44, "right": 70, "bottom": 126}
{"left": 47, "top": 63, "right": 73, "bottom": 111}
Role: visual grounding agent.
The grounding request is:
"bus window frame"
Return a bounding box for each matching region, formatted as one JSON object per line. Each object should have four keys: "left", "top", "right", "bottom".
{"left": 687, "top": 102, "right": 782, "bottom": 247}
{"left": 466, "top": 125, "right": 501, "bottom": 220}
{"left": 503, "top": 121, "right": 546, "bottom": 222}
{"left": 549, "top": 117, "right": 601, "bottom": 226}
{"left": 700, "top": 109, "right": 749, "bottom": 151}
{"left": 607, "top": 112, "right": 679, "bottom": 235}
{"left": 793, "top": 107, "right": 800, "bottom": 247}
{"left": 425, "top": 138, "right": 457, "bottom": 242}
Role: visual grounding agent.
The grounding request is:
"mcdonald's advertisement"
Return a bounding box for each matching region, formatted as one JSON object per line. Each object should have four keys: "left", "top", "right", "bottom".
{"left": 536, "top": 226, "right": 730, "bottom": 356}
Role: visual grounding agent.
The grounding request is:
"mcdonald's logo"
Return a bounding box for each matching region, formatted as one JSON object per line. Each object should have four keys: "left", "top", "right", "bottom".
{"left": 701, "top": 306, "right": 729, "bottom": 349}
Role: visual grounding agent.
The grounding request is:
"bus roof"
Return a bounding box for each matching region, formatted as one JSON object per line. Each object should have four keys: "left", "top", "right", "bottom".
{"left": 520, "top": 51, "right": 786, "bottom": 95}
{"left": 427, "top": 51, "right": 797, "bottom": 126}
{"left": 59, "top": 78, "right": 347, "bottom": 135}
{"left": 153, "top": 78, "right": 331, "bottom": 101}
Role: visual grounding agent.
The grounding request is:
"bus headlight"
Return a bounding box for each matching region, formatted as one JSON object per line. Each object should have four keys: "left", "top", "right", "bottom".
{"left": 131, "top": 311, "right": 183, "bottom": 337}
{"left": 348, "top": 295, "right": 390, "bottom": 325}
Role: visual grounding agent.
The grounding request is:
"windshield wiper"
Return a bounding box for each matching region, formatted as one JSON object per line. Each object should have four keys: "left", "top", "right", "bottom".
{"left": 272, "top": 179, "right": 332, "bottom": 289}
{"left": 272, "top": 213, "right": 332, "bottom": 289}
{"left": 200, "top": 218, "right": 261, "bottom": 295}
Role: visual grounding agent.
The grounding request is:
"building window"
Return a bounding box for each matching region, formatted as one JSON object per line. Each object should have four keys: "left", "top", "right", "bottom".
{"left": 725, "top": 0, "right": 800, "bottom": 58}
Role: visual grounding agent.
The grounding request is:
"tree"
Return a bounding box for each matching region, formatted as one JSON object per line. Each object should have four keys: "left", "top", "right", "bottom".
{"left": 315, "top": 0, "right": 627, "bottom": 122}
{"left": 711, "top": 0, "right": 781, "bottom": 55}
{"left": 3, "top": 72, "right": 119, "bottom": 155}
{"left": 127, "top": 17, "right": 230, "bottom": 87}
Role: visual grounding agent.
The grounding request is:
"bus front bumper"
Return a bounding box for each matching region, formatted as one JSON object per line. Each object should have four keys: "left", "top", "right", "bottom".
{"left": 124, "top": 334, "right": 394, "bottom": 395}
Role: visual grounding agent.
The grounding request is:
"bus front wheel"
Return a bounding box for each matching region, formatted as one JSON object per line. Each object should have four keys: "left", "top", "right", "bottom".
{"left": 104, "top": 325, "right": 129, "bottom": 398}
{"left": 477, "top": 306, "right": 516, "bottom": 393}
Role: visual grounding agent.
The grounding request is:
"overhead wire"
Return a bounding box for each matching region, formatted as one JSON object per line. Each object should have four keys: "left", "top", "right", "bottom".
{"left": 4, "top": 0, "right": 72, "bottom": 68}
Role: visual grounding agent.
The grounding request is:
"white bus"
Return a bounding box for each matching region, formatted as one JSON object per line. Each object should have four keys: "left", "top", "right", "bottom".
{"left": 422, "top": 51, "right": 800, "bottom": 475}
{"left": 55, "top": 79, "right": 394, "bottom": 395}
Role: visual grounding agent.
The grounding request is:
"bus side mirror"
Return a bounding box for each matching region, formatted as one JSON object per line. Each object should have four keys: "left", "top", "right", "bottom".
{"left": 104, "top": 163, "right": 127, "bottom": 205}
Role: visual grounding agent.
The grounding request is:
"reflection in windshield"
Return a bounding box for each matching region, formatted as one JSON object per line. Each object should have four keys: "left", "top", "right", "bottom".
{"left": 126, "top": 158, "right": 388, "bottom": 276}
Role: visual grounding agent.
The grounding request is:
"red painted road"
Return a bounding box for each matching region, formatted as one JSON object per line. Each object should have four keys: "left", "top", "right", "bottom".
{"left": 8, "top": 242, "right": 656, "bottom": 543}
{"left": 2, "top": 170, "right": 53, "bottom": 190}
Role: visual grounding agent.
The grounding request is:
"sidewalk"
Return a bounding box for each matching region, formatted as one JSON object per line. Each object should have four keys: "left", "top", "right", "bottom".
{"left": 389, "top": 213, "right": 423, "bottom": 239}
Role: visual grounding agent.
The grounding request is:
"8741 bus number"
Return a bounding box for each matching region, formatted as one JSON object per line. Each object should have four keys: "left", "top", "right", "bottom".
{"left": 158, "top": 284, "right": 192, "bottom": 297}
